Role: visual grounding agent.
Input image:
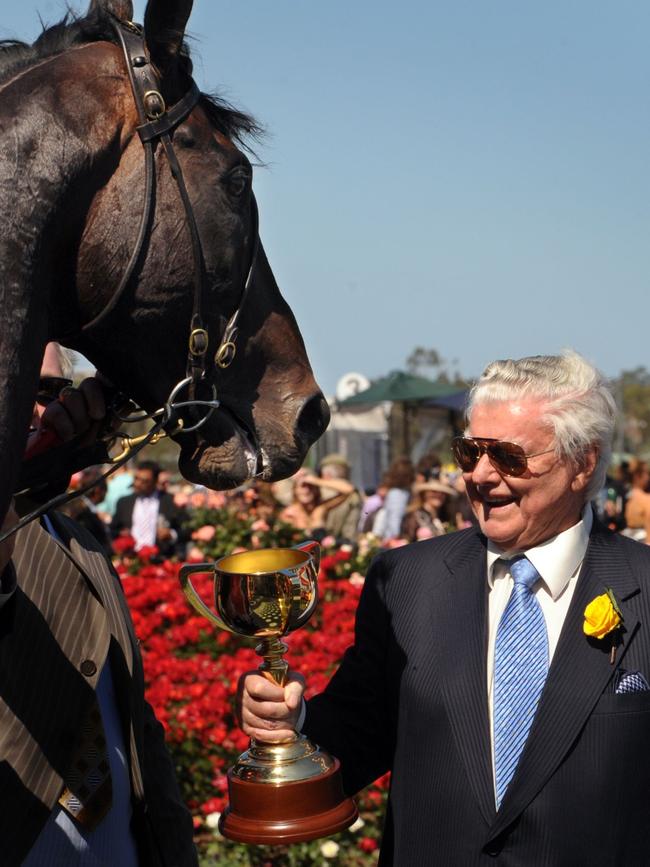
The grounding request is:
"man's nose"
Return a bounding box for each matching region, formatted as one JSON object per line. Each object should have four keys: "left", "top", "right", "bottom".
{"left": 470, "top": 451, "right": 501, "bottom": 484}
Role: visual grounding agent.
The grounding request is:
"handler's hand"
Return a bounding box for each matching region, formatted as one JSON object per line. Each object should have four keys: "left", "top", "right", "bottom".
{"left": 238, "top": 671, "right": 306, "bottom": 743}
{"left": 40, "top": 377, "right": 107, "bottom": 444}
{"left": 41, "top": 377, "right": 106, "bottom": 445}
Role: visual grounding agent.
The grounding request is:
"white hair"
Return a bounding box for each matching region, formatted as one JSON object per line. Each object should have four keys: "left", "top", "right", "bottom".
{"left": 466, "top": 350, "right": 617, "bottom": 501}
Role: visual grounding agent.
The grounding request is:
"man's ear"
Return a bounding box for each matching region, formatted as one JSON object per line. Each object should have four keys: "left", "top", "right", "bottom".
{"left": 571, "top": 446, "right": 599, "bottom": 493}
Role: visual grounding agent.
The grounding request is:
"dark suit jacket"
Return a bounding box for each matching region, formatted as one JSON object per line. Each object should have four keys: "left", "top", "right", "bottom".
{"left": 0, "top": 514, "right": 197, "bottom": 866}
{"left": 305, "top": 522, "right": 650, "bottom": 866}
{"left": 112, "top": 492, "right": 189, "bottom": 556}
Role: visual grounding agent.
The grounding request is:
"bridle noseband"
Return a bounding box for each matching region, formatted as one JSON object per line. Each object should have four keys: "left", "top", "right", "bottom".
{"left": 80, "top": 17, "right": 260, "bottom": 428}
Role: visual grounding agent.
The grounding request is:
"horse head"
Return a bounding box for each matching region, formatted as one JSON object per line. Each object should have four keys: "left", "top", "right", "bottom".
{"left": 0, "top": 0, "right": 329, "bottom": 520}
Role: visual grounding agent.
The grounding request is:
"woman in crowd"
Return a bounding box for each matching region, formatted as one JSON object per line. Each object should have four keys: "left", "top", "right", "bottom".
{"left": 358, "top": 474, "right": 389, "bottom": 534}
{"left": 624, "top": 460, "right": 650, "bottom": 542}
{"left": 279, "top": 469, "right": 354, "bottom": 534}
{"left": 372, "top": 457, "right": 414, "bottom": 539}
{"left": 400, "top": 479, "right": 456, "bottom": 542}
{"left": 414, "top": 451, "right": 442, "bottom": 483}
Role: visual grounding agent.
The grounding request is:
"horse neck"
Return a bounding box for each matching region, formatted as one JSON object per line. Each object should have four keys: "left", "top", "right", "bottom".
{"left": 0, "top": 41, "right": 135, "bottom": 525}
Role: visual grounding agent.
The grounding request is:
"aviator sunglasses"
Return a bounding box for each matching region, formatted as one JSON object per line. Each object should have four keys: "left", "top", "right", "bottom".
{"left": 452, "top": 436, "right": 555, "bottom": 478}
{"left": 35, "top": 376, "right": 73, "bottom": 407}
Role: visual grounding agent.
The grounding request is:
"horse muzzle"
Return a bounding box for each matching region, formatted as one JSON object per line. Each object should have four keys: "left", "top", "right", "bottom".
{"left": 174, "top": 389, "right": 330, "bottom": 489}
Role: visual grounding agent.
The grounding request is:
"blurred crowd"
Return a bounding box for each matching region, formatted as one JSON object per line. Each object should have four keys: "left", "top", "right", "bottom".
{"left": 61, "top": 451, "right": 650, "bottom": 562}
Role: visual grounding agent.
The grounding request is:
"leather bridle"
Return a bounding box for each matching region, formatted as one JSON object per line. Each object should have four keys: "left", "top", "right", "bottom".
{"left": 81, "top": 17, "right": 260, "bottom": 404}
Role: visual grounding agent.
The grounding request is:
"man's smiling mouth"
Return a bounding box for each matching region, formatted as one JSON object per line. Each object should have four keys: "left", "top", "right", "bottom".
{"left": 482, "top": 496, "right": 516, "bottom": 508}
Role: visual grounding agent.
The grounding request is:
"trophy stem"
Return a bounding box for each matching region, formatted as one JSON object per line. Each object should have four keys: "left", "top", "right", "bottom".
{"left": 256, "top": 636, "right": 289, "bottom": 686}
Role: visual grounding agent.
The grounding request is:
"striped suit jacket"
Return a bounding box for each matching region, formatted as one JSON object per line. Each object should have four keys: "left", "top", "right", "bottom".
{"left": 0, "top": 513, "right": 197, "bottom": 866}
{"left": 305, "top": 521, "right": 650, "bottom": 866}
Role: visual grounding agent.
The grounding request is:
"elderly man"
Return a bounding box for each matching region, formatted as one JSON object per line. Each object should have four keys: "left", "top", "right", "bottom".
{"left": 241, "top": 351, "right": 650, "bottom": 866}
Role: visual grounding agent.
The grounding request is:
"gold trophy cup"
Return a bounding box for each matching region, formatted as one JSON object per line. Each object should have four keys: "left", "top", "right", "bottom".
{"left": 179, "top": 541, "right": 358, "bottom": 844}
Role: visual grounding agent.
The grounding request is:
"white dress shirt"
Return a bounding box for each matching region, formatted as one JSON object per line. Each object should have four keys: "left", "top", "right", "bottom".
{"left": 485, "top": 505, "right": 593, "bottom": 793}
{"left": 132, "top": 494, "right": 160, "bottom": 550}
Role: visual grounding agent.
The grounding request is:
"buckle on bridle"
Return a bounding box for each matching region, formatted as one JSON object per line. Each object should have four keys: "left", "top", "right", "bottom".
{"left": 144, "top": 90, "right": 166, "bottom": 119}
{"left": 215, "top": 341, "right": 237, "bottom": 369}
{"left": 189, "top": 328, "right": 209, "bottom": 357}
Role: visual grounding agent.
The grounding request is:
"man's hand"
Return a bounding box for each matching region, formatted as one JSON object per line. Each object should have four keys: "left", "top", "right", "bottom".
{"left": 40, "top": 377, "right": 107, "bottom": 444}
{"left": 238, "top": 671, "right": 306, "bottom": 743}
{"left": 157, "top": 527, "right": 173, "bottom": 543}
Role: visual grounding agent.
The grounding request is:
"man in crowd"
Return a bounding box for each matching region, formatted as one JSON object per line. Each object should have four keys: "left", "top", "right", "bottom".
{"left": 158, "top": 469, "right": 173, "bottom": 495}
{"left": 241, "top": 351, "right": 650, "bottom": 865}
{"left": 0, "top": 343, "right": 197, "bottom": 866}
{"left": 112, "top": 460, "right": 188, "bottom": 557}
{"left": 62, "top": 466, "right": 113, "bottom": 555}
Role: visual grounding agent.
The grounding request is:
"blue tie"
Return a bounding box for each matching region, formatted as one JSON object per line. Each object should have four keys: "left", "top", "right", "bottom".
{"left": 493, "top": 556, "right": 549, "bottom": 808}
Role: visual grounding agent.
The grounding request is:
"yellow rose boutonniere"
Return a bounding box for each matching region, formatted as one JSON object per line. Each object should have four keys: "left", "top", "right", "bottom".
{"left": 583, "top": 588, "right": 623, "bottom": 663}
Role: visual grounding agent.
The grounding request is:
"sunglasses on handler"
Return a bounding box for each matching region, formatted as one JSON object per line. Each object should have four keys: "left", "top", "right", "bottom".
{"left": 451, "top": 436, "right": 555, "bottom": 478}
{"left": 35, "top": 376, "right": 73, "bottom": 407}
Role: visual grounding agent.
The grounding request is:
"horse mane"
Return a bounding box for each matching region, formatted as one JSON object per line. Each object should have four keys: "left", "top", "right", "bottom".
{"left": 0, "top": 9, "right": 261, "bottom": 150}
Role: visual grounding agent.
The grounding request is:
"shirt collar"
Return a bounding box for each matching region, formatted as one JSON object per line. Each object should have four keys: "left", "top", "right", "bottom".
{"left": 487, "top": 504, "right": 593, "bottom": 600}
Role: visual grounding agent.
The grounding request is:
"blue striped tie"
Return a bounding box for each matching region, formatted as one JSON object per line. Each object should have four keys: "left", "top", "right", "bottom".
{"left": 493, "top": 556, "right": 549, "bottom": 808}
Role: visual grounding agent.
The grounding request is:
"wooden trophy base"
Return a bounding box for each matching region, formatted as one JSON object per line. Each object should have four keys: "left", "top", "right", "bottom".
{"left": 219, "top": 759, "right": 358, "bottom": 845}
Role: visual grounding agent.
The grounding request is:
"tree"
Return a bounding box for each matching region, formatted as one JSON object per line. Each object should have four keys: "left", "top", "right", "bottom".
{"left": 405, "top": 346, "right": 467, "bottom": 387}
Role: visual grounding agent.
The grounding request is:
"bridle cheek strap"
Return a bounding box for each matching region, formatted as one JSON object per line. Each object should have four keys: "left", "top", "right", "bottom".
{"left": 214, "top": 195, "right": 260, "bottom": 371}
{"left": 85, "top": 20, "right": 210, "bottom": 385}
{"left": 81, "top": 22, "right": 198, "bottom": 335}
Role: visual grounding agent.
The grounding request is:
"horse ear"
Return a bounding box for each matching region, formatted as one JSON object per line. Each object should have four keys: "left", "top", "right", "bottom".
{"left": 144, "top": 0, "right": 194, "bottom": 69}
{"left": 86, "top": 0, "right": 134, "bottom": 21}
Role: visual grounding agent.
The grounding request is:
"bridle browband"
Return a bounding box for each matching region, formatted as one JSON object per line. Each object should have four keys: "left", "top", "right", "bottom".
{"left": 80, "top": 17, "right": 260, "bottom": 403}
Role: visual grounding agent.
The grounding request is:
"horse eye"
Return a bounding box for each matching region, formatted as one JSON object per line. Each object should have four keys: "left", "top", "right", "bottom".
{"left": 225, "top": 167, "right": 251, "bottom": 197}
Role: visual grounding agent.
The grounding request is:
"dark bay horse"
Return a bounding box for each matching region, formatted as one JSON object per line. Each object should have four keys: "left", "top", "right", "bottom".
{"left": 0, "top": 0, "right": 329, "bottom": 525}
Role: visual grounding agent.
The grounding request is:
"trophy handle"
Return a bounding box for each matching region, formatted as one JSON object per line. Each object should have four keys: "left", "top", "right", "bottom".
{"left": 293, "top": 539, "right": 320, "bottom": 574}
{"left": 179, "top": 562, "right": 233, "bottom": 632}
{"left": 290, "top": 540, "right": 320, "bottom": 629}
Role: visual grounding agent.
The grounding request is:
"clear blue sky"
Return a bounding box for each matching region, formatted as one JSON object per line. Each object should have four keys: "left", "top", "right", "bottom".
{"left": 3, "top": 1, "right": 649, "bottom": 395}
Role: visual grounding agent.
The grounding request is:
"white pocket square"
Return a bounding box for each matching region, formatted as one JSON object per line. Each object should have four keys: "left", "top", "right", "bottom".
{"left": 615, "top": 671, "right": 650, "bottom": 694}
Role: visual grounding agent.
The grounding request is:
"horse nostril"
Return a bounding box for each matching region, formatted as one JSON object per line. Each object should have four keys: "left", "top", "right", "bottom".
{"left": 296, "top": 393, "right": 330, "bottom": 444}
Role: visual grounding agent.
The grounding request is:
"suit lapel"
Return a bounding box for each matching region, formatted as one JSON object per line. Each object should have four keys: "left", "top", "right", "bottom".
{"left": 47, "top": 513, "right": 146, "bottom": 800}
{"left": 2, "top": 520, "right": 110, "bottom": 824}
{"left": 14, "top": 519, "right": 111, "bottom": 687}
{"left": 487, "top": 524, "right": 640, "bottom": 842}
{"left": 48, "top": 512, "right": 135, "bottom": 675}
{"left": 433, "top": 531, "right": 496, "bottom": 826}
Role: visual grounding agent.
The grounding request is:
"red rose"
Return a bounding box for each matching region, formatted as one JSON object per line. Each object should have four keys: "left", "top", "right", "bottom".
{"left": 137, "top": 545, "right": 159, "bottom": 561}
{"left": 359, "top": 837, "right": 378, "bottom": 853}
{"left": 112, "top": 535, "right": 136, "bottom": 555}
